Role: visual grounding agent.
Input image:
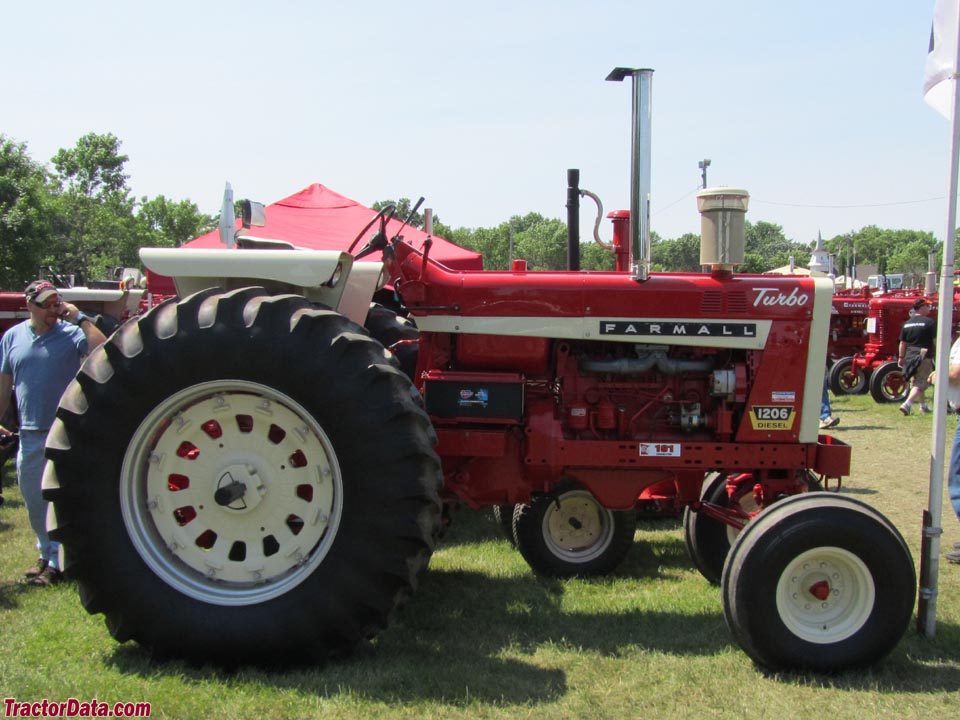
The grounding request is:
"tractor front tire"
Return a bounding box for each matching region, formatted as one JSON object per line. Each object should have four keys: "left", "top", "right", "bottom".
{"left": 721, "top": 493, "right": 914, "bottom": 672}
{"left": 43, "top": 288, "right": 442, "bottom": 666}
{"left": 869, "top": 361, "right": 908, "bottom": 403}
{"left": 683, "top": 472, "right": 757, "bottom": 585}
{"left": 513, "top": 484, "right": 635, "bottom": 577}
{"left": 828, "top": 356, "right": 868, "bottom": 395}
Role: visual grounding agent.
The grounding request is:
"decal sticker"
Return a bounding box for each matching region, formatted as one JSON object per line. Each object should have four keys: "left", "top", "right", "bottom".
{"left": 457, "top": 388, "right": 489, "bottom": 408}
{"left": 751, "top": 287, "right": 810, "bottom": 308}
{"left": 639, "top": 443, "right": 681, "bottom": 457}
{"left": 600, "top": 321, "right": 756, "bottom": 337}
{"left": 748, "top": 405, "right": 796, "bottom": 431}
{"left": 840, "top": 301, "right": 869, "bottom": 313}
{"left": 771, "top": 391, "right": 796, "bottom": 402}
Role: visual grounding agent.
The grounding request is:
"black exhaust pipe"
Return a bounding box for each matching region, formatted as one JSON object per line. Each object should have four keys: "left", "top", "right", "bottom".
{"left": 566, "top": 168, "right": 580, "bottom": 271}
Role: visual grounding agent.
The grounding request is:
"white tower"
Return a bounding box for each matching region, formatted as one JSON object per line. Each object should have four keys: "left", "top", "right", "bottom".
{"left": 809, "top": 230, "right": 831, "bottom": 276}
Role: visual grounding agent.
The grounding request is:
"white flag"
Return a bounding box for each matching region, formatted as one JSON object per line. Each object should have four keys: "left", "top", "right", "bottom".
{"left": 924, "top": 0, "right": 960, "bottom": 118}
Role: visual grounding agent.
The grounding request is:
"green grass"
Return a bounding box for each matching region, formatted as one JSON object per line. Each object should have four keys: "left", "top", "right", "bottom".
{"left": 2, "top": 392, "right": 960, "bottom": 719}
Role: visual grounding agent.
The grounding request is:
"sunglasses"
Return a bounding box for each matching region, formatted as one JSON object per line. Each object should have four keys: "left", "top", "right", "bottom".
{"left": 34, "top": 298, "right": 63, "bottom": 310}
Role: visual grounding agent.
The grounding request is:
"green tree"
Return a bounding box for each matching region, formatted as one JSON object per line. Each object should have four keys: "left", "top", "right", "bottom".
{"left": 741, "top": 220, "right": 810, "bottom": 273}
{"left": 48, "top": 132, "right": 138, "bottom": 282}
{"left": 580, "top": 240, "right": 617, "bottom": 271}
{"left": 449, "top": 214, "right": 572, "bottom": 270}
{"left": 0, "top": 136, "right": 51, "bottom": 289}
{"left": 514, "top": 217, "right": 567, "bottom": 270}
{"left": 51, "top": 132, "right": 129, "bottom": 199}
{"left": 136, "top": 195, "right": 216, "bottom": 248}
{"left": 827, "top": 226, "right": 939, "bottom": 283}
{"left": 652, "top": 232, "right": 701, "bottom": 271}
{"left": 450, "top": 225, "right": 511, "bottom": 269}
{"left": 885, "top": 233, "right": 939, "bottom": 279}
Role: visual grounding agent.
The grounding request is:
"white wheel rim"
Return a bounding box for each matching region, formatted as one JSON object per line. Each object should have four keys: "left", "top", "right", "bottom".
{"left": 541, "top": 490, "right": 614, "bottom": 562}
{"left": 775, "top": 546, "right": 875, "bottom": 644}
{"left": 120, "top": 380, "right": 342, "bottom": 606}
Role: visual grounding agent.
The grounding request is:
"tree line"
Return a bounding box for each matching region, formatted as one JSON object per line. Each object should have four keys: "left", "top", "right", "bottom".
{"left": 0, "top": 133, "right": 215, "bottom": 290}
{"left": 0, "top": 132, "right": 947, "bottom": 290}
{"left": 381, "top": 199, "right": 944, "bottom": 278}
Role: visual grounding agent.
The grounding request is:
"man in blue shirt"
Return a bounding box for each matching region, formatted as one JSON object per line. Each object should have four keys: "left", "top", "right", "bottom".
{"left": 0, "top": 280, "right": 106, "bottom": 586}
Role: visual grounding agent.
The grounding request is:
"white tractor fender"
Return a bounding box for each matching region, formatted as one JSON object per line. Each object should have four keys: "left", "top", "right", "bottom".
{"left": 140, "top": 248, "right": 383, "bottom": 326}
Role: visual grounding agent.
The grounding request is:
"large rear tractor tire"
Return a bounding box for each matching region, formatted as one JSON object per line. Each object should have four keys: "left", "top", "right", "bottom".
{"left": 43, "top": 288, "right": 443, "bottom": 666}
{"left": 363, "top": 303, "right": 419, "bottom": 380}
{"left": 828, "top": 356, "right": 869, "bottom": 395}
{"left": 869, "top": 361, "right": 908, "bottom": 403}
{"left": 721, "top": 494, "right": 915, "bottom": 672}
{"left": 513, "top": 483, "right": 636, "bottom": 577}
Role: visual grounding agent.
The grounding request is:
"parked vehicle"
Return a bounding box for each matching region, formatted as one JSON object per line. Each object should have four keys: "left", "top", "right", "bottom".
{"left": 827, "top": 289, "right": 871, "bottom": 391}
{"left": 867, "top": 273, "right": 904, "bottom": 292}
{"left": 830, "top": 290, "right": 960, "bottom": 402}
{"left": 42, "top": 68, "right": 915, "bottom": 673}
{"left": 0, "top": 266, "right": 146, "bottom": 337}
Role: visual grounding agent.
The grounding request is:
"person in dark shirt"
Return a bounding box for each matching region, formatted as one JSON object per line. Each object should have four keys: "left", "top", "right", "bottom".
{"left": 897, "top": 297, "right": 936, "bottom": 416}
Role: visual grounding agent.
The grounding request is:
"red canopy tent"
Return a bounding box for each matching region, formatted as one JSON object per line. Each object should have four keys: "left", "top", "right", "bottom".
{"left": 182, "top": 183, "right": 482, "bottom": 269}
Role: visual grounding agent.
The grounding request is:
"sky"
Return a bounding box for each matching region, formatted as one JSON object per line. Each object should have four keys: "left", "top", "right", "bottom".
{"left": 1, "top": 1, "right": 953, "bottom": 249}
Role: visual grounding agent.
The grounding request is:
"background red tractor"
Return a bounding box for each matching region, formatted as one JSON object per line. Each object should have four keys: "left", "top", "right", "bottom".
{"left": 830, "top": 288, "right": 960, "bottom": 402}
{"left": 828, "top": 288, "right": 870, "bottom": 367}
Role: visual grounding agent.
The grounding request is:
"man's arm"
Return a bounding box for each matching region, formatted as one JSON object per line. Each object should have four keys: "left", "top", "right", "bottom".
{"left": 898, "top": 340, "right": 908, "bottom": 368}
{"left": 950, "top": 346, "right": 960, "bottom": 383}
{"left": 59, "top": 302, "right": 107, "bottom": 351}
{"left": 79, "top": 317, "right": 107, "bottom": 351}
{"left": 0, "top": 372, "right": 12, "bottom": 435}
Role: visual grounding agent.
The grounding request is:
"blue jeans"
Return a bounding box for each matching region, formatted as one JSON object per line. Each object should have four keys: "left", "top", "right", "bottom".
{"left": 16, "top": 429, "right": 60, "bottom": 570}
{"left": 950, "top": 421, "right": 960, "bottom": 525}
{"left": 820, "top": 376, "right": 832, "bottom": 421}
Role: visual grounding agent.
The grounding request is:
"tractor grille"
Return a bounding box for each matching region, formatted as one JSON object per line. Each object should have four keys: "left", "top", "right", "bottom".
{"left": 701, "top": 291, "right": 748, "bottom": 315}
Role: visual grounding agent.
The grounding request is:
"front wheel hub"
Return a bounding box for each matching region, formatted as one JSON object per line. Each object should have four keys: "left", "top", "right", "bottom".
{"left": 214, "top": 464, "right": 263, "bottom": 511}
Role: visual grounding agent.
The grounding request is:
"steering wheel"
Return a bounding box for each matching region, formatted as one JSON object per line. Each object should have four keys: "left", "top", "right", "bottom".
{"left": 347, "top": 205, "right": 396, "bottom": 256}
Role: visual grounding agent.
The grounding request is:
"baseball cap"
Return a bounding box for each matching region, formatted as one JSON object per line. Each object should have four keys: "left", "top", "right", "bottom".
{"left": 912, "top": 297, "right": 931, "bottom": 310}
{"left": 24, "top": 280, "right": 60, "bottom": 305}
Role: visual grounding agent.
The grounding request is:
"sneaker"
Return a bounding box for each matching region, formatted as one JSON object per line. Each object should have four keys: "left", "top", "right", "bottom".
{"left": 27, "top": 565, "right": 61, "bottom": 587}
{"left": 24, "top": 558, "right": 48, "bottom": 579}
{"left": 899, "top": 403, "right": 912, "bottom": 416}
{"left": 946, "top": 550, "right": 960, "bottom": 565}
{"left": 920, "top": 404, "right": 932, "bottom": 414}
{"left": 819, "top": 416, "right": 840, "bottom": 429}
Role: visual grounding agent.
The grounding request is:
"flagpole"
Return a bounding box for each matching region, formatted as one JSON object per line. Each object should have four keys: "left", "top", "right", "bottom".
{"left": 918, "top": 4, "right": 960, "bottom": 637}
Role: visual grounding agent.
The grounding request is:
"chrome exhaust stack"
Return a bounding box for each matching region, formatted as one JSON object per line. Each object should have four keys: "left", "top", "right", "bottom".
{"left": 607, "top": 67, "right": 654, "bottom": 282}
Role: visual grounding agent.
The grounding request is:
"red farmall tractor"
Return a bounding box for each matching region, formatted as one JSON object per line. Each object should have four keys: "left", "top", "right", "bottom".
{"left": 43, "top": 68, "right": 915, "bottom": 672}
{"left": 830, "top": 289, "right": 960, "bottom": 402}
{"left": 827, "top": 289, "right": 870, "bottom": 368}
